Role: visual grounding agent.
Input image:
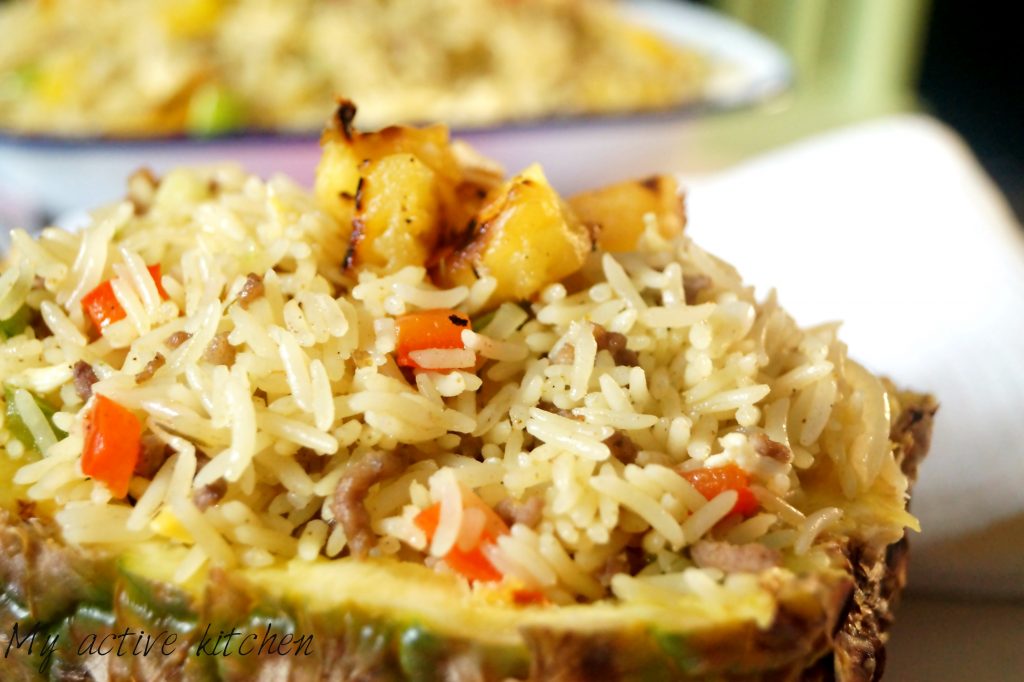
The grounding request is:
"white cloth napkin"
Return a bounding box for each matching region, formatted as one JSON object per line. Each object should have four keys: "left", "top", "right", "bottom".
{"left": 681, "top": 114, "right": 1024, "bottom": 597}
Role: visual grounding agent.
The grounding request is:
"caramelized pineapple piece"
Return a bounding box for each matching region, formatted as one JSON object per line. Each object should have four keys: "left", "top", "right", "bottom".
{"left": 435, "top": 165, "right": 591, "bottom": 306}
{"left": 316, "top": 102, "right": 496, "bottom": 272}
{"left": 569, "top": 175, "right": 685, "bottom": 252}
{"left": 313, "top": 106, "right": 362, "bottom": 239}
{"left": 347, "top": 154, "right": 444, "bottom": 271}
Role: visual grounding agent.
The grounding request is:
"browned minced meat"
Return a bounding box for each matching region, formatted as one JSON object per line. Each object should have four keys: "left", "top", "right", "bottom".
{"left": 27, "top": 308, "right": 51, "bottom": 340}
{"left": 187, "top": 451, "right": 227, "bottom": 510}
{"left": 202, "top": 332, "right": 236, "bottom": 366}
{"left": 604, "top": 430, "right": 638, "bottom": 464}
{"left": 134, "top": 353, "right": 166, "bottom": 384}
{"left": 127, "top": 168, "right": 159, "bottom": 215}
{"left": 133, "top": 434, "right": 171, "bottom": 479}
{"left": 495, "top": 495, "right": 544, "bottom": 529}
{"left": 538, "top": 401, "right": 580, "bottom": 421}
{"left": 690, "top": 539, "right": 781, "bottom": 573}
{"left": 71, "top": 360, "right": 98, "bottom": 401}
{"left": 16, "top": 499, "right": 36, "bottom": 521}
{"left": 193, "top": 479, "right": 228, "bottom": 511}
{"left": 592, "top": 324, "right": 638, "bottom": 367}
{"left": 164, "top": 330, "right": 192, "bottom": 349}
{"left": 331, "top": 450, "right": 403, "bottom": 558}
{"left": 683, "top": 273, "right": 712, "bottom": 305}
{"left": 294, "top": 447, "right": 326, "bottom": 475}
{"left": 458, "top": 433, "right": 484, "bottom": 460}
{"left": 237, "top": 273, "right": 265, "bottom": 309}
{"left": 597, "top": 546, "right": 648, "bottom": 587}
{"left": 751, "top": 432, "right": 792, "bottom": 463}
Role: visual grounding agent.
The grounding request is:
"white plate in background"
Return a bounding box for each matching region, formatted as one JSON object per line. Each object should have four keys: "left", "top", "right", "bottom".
{"left": 0, "top": 0, "right": 789, "bottom": 227}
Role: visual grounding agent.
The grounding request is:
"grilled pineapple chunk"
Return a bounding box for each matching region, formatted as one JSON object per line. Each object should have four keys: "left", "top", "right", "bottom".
{"left": 315, "top": 102, "right": 495, "bottom": 272}
{"left": 569, "top": 174, "right": 685, "bottom": 252}
{"left": 313, "top": 130, "right": 361, "bottom": 232}
{"left": 346, "top": 153, "right": 445, "bottom": 271}
{"left": 436, "top": 164, "right": 592, "bottom": 306}
{"left": 314, "top": 103, "right": 458, "bottom": 235}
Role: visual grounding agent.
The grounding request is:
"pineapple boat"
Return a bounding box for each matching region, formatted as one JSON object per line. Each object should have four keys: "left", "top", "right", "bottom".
{"left": 0, "top": 104, "right": 935, "bottom": 680}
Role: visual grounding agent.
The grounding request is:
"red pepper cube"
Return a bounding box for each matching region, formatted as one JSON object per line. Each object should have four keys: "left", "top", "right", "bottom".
{"left": 395, "top": 309, "right": 471, "bottom": 368}
{"left": 81, "top": 395, "right": 142, "bottom": 498}
{"left": 81, "top": 264, "right": 169, "bottom": 332}
{"left": 81, "top": 280, "right": 126, "bottom": 331}
{"left": 681, "top": 464, "right": 759, "bottom": 517}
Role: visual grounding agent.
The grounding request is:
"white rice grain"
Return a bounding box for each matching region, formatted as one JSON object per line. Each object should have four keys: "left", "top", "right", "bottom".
{"left": 590, "top": 475, "right": 684, "bottom": 549}
{"left": 681, "top": 489, "right": 737, "bottom": 543}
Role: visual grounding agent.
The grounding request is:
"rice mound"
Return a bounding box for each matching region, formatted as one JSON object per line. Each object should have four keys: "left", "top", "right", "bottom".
{"left": 0, "top": 162, "right": 913, "bottom": 607}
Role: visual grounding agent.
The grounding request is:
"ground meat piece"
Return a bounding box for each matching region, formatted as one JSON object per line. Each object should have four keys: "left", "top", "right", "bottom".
{"left": 598, "top": 553, "right": 629, "bottom": 587}
{"left": 597, "top": 546, "right": 647, "bottom": 586}
{"left": 495, "top": 495, "right": 544, "bottom": 529}
{"left": 164, "top": 331, "right": 192, "bottom": 349}
{"left": 331, "top": 450, "right": 403, "bottom": 558}
{"left": 134, "top": 353, "right": 166, "bottom": 384}
{"left": 294, "top": 447, "right": 326, "bottom": 475}
{"left": 71, "top": 360, "right": 98, "bottom": 401}
{"left": 592, "top": 324, "right": 638, "bottom": 366}
{"left": 548, "top": 343, "right": 575, "bottom": 365}
{"left": 751, "top": 432, "right": 792, "bottom": 463}
{"left": 193, "top": 479, "right": 227, "bottom": 511}
{"left": 127, "top": 168, "right": 159, "bottom": 215}
{"left": 604, "top": 431, "right": 638, "bottom": 464}
{"left": 538, "top": 401, "right": 581, "bottom": 421}
{"left": 17, "top": 499, "right": 36, "bottom": 521}
{"left": 690, "top": 540, "right": 781, "bottom": 573}
{"left": 134, "top": 434, "right": 170, "bottom": 479}
{"left": 683, "top": 273, "right": 712, "bottom": 304}
{"left": 194, "top": 450, "right": 210, "bottom": 469}
{"left": 29, "top": 310, "right": 51, "bottom": 339}
{"left": 458, "top": 433, "right": 484, "bottom": 460}
{"left": 237, "top": 273, "right": 265, "bottom": 309}
{"left": 202, "top": 332, "right": 236, "bottom": 366}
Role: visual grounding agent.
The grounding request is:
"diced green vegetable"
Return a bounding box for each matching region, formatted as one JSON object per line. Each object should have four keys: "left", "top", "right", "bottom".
{"left": 469, "top": 308, "right": 496, "bottom": 332}
{"left": 186, "top": 84, "right": 246, "bottom": 137}
{"left": 3, "top": 384, "right": 66, "bottom": 451}
{"left": 0, "top": 304, "right": 33, "bottom": 340}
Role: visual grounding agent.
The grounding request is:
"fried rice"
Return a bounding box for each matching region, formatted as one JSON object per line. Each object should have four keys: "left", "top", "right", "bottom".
{"left": 0, "top": 156, "right": 917, "bottom": 612}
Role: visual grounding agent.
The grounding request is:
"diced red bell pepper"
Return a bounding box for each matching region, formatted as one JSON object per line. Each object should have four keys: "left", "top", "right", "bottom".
{"left": 81, "top": 395, "right": 142, "bottom": 498}
{"left": 511, "top": 588, "right": 549, "bottom": 606}
{"left": 414, "top": 489, "right": 509, "bottom": 583}
{"left": 81, "top": 264, "right": 167, "bottom": 332}
{"left": 680, "top": 463, "right": 759, "bottom": 517}
{"left": 395, "top": 308, "right": 472, "bottom": 369}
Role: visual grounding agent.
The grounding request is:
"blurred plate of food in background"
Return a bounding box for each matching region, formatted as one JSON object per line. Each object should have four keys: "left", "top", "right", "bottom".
{"left": 0, "top": 0, "right": 790, "bottom": 220}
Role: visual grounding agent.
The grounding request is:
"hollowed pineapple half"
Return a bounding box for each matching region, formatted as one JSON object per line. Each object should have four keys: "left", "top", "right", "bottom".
{"left": 0, "top": 104, "right": 935, "bottom": 681}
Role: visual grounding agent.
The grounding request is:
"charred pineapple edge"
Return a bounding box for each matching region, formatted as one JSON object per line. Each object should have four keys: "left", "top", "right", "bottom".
{"left": 0, "top": 390, "right": 935, "bottom": 681}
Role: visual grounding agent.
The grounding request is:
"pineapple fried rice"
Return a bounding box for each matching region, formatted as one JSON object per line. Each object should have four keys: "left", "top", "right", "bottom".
{"left": 0, "top": 126, "right": 919, "bottom": 620}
